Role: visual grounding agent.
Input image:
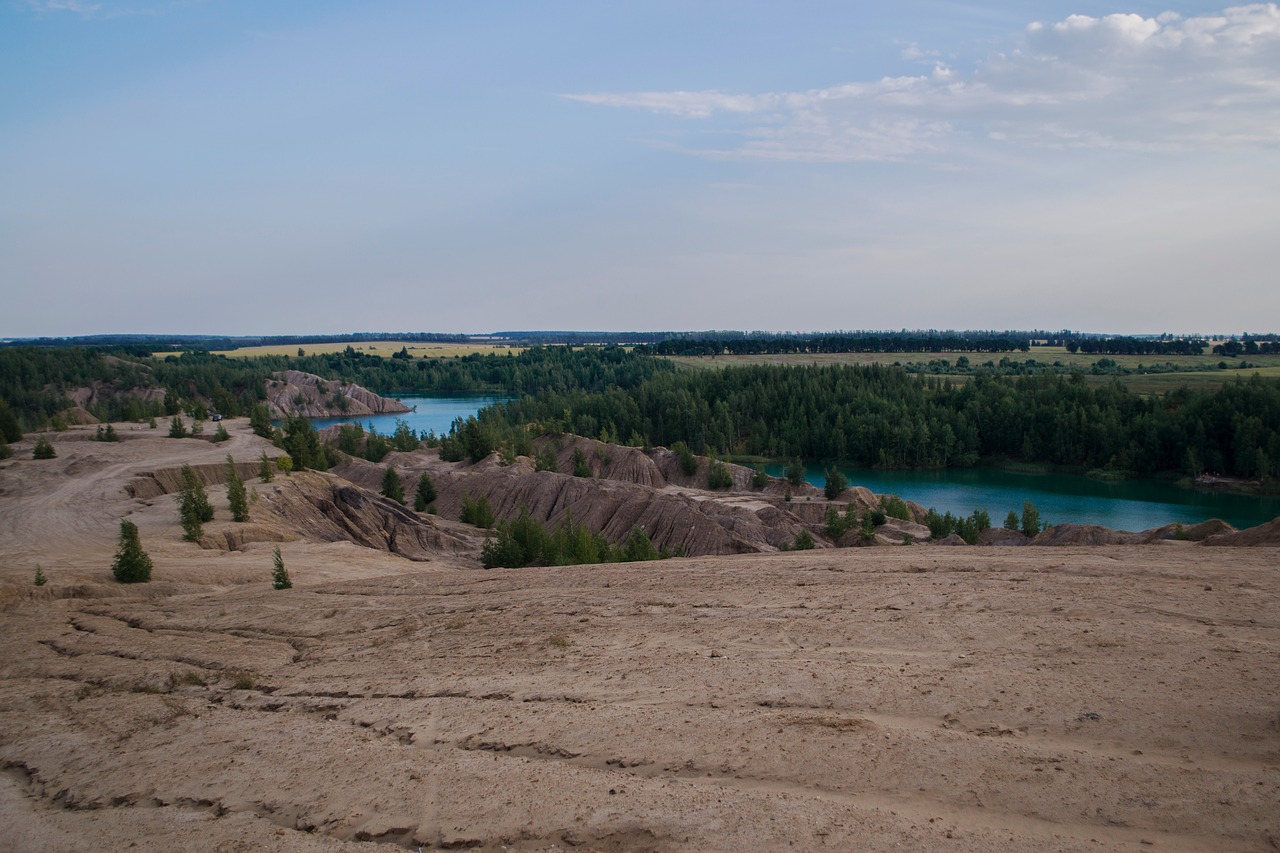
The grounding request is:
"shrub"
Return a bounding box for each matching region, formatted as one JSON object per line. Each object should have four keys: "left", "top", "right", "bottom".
{"left": 825, "top": 505, "right": 857, "bottom": 540}
{"left": 534, "top": 447, "right": 558, "bottom": 473}
{"left": 271, "top": 546, "right": 291, "bottom": 589}
{"left": 790, "top": 529, "right": 816, "bottom": 550}
{"left": 259, "top": 451, "right": 275, "bottom": 482}
{"left": 823, "top": 466, "right": 847, "bottom": 500}
{"left": 785, "top": 458, "right": 806, "bottom": 487}
{"left": 706, "top": 458, "right": 733, "bottom": 490}
{"left": 460, "top": 494, "right": 495, "bottom": 529}
{"left": 751, "top": 466, "right": 768, "bottom": 489}
{"left": 33, "top": 437, "right": 56, "bottom": 459}
{"left": 1004, "top": 510, "right": 1019, "bottom": 530}
{"left": 33, "top": 565, "right": 46, "bottom": 586}
{"left": 111, "top": 519, "right": 153, "bottom": 583}
{"left": 880, "top": 494, "right": 911, "bottom": 522}
{"left": 414, "top": 473, "right": 437, "bottom": 512}
{"left": 572, "top": 447, "right": 592, "bottom": 478}
{"left": 381, "top": 466, "right": 405, "bottom": 504}
{"left": 337, "top": 423, "right": 364, "bottom": 456}
{"left": 621, "top": 526, "right": 661, "bottom": 562}
{"left": 212, "top": 423, "right": 230, "bottom": 442}
{"left": 671, "top": 441, "right": 698, "bottom": 476}
{"left": 1020, "top": 501, "right": 1042, "bottom": 537}
{"left": 249, "top": 403, "right": 274, "bottom": 439}
{"left": 391, "top": 419, "right": 419, "bottom": 452}
{"left": 168, "top": 416, "right": 188, "bottom": 438}
{"left": 0, "top": 441, "right": 10, "bottom": 459}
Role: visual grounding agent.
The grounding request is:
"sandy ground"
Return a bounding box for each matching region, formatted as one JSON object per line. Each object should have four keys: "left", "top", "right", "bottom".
{"left": 1, "top": 426, "right": 1277, "bottom": 852}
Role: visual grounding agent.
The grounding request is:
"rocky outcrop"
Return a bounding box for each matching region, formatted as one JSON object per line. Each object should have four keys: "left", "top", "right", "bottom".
{"left": 1201, "top": 517, "right": 1280, "bottom": 547}
{"left": 334, "top": 454, "right": 814, "bottom": 557}
{"left": 1138, "top": 518, "right": 1235, "bottom": 543}
{"left": 1029, "top": 524, "right": 1142, "bottom": 546}
{"left": 253, "top": 471, "right": 472, "bottom": 560}
{"left": 264, "top": 370, "right": 411, "bottom": 419}
{"left": 126, "top": 460, "right": 266, "bottom": 499}
{"left": 977, "top": 528, "right": 1028, "bottom": 546}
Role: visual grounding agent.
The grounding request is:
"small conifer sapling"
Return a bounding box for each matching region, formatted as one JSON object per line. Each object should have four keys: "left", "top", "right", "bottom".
{"left": 112, "top": 519, "right": 153, "bottom": 583}
{"left": 272, "top": 546, "right": 292, "bottom": 589}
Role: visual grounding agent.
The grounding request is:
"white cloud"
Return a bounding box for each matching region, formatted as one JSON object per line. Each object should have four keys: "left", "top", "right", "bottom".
{"left": 564, "top": 4, "right": 1280, "bottom": 162}
{"left": 26, "top": 0, "right": 104, "bottom": 14}
{"left": 22, "top": 0, "right": 202, "bottom": 18}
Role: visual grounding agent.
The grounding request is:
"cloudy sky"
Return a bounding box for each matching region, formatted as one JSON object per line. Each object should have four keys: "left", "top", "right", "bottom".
{"left": 3, "top": 1, "right": 1278, "bottom": 337}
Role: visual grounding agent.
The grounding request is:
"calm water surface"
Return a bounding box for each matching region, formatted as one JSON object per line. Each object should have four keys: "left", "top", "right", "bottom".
{"left": 309, "top": 395, "right": 507, "bottom": 439}
{"left": 764, "top": 464, "right": 1280, "bottom": 532}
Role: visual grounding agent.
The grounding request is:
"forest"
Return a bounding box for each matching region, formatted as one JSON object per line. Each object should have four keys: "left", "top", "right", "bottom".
{"left": 474, "top": 365, "right": 1280, "bottom": 481}
{"left": 2, "top": 343, "right": 1279, "bottom": 482}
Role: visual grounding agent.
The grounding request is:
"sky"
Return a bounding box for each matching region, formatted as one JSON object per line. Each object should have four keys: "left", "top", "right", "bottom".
{"left": 2, "top": 1, "right": 1278, "bottom": 337}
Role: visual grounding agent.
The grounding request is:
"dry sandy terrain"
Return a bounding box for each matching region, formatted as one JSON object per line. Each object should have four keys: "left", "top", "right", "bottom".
{"left": 1, "top": 425, "right": 1277, "bottom": 851}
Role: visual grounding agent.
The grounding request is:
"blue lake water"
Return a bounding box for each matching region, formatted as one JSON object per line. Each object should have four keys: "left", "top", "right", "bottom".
{"left": 764, "top": 464, "right": 1280, "bottom": 532}
{"left": 307, "top": 394, "right": 1277, "bottom": 532}
{"left": 308, "top": 395, "right": 508, "bottom": 439}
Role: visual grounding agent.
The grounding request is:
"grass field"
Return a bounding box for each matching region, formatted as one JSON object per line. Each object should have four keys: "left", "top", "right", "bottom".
{"left": 208, "top": 342, "right": 526, "bottom": 359}
{"left": 666, "top": 347, "right": 1280, "bottom": 394}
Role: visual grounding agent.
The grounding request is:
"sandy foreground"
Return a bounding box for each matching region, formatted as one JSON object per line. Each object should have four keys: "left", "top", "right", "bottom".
{"left": 0, "top": 427, "right": 1277, "bottom": 852}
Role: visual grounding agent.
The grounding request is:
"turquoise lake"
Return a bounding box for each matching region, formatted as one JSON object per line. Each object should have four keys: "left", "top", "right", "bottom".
{"left": 764, "top": 463, "right": 1280, "bottom": 532}
{"left": 309, "top": 395, "right": 1278, "bottom": 532}
{"left": 308, "top": 395, "right": 508, "bottom": 439}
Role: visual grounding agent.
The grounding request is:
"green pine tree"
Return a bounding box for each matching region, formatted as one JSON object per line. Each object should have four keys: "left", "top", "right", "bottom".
{"left": 33, "top": 436, "right": 56, "bottom": 459}
{"left": 33, "top": 565, "right": 47, "bottom": 586}
{"left": 272, "top": 546, "right": 291, "bottom": 589}
{"left": 112, "top": 519, "right": 153, "bottom": 583}
{"left": 258, "top": 451, "right": 275, "bottom": 482}
{"left": 382, "top": 466, "right": 405, "bottom": 504}
{"left": 226, "top": 455, "right": 249, "bottom": 522}
{"left": 413, "top": 473, "right": 437, "bottom": 512}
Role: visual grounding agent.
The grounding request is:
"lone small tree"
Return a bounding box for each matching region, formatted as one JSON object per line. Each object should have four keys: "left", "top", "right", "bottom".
{"left": 33, "top": 565, "right": 47, "bottom": 586}
{"left": 823, "top": 466, "right": 847, "bottom": 500}
{"left": 168, "top": 416, "right": 188, "bottom": 438}
{"left": 413, "top": 473, "right": 437, "bottom": 512}
{"left": 112, "top": 519, "right": 153, "bottom": 583}
{"left": 785, "top": 457, "right": 806, "bottom": 487}
{"left": 178, "top": 464, "right": 214, "bottom": 541}
{"left": 382, "top": 466, "right": 405, "bottom": 504}
{"left": 271, "top": 546, "right": 291, "bottom": 589}
{"left": 33, "top": 437, "right": 56, "bottom": 459}
{"left": 226, "top": 455, "right": 249, "bottom": 522}
{"left": 1020, "top": 500, "right": 1042, "bottom": 537}
{"left": 1004, "top": 510, "right": 1020, "bottom": 531}
{"left": 258, "top": 451, "right": 275, "bottom": 482}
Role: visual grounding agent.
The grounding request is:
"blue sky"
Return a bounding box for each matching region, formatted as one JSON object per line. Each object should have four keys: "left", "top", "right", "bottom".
{"left": 2, "top": 1, "right": 1278, "bottom": 336}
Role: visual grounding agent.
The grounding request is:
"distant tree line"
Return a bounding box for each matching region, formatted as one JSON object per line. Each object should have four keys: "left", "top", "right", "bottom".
{"left": 1064, "top": 337, "right": 1207, "bottom": 355}
{"left": 1212, "top": 338, "right": 1280, "bottom": 357}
